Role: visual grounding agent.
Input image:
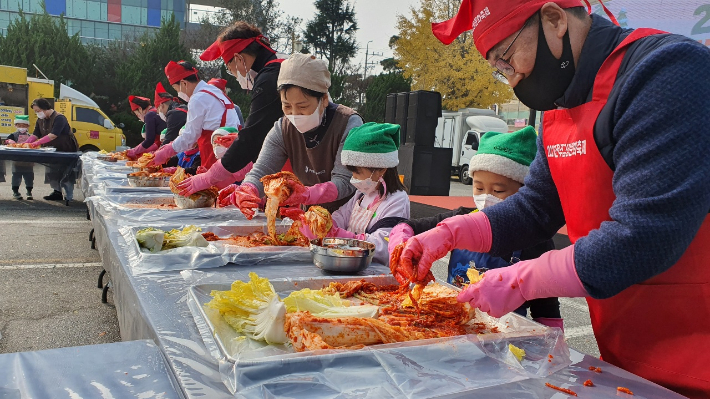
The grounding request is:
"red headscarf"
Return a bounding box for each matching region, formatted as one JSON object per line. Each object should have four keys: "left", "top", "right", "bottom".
{"left": 431, "top": 0, "right": 583, "bottom": 57}
{"left": 200, "top": 35, "right": 275, "bottom": 63}
{"left": 154, "top": 82, "right": 172, "bottom": 107}
{"left": 207, "top": 78, "right": 228, "bottom": 93}
{"left": 128, "top": 95, "right": 150, "bottom": 111}
{"left": 164, "top": 60, "right": 199, "bottom": 85}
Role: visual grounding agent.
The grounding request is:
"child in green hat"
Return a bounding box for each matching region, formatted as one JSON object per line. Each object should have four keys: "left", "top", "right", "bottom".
{"left": 299, "top": 122, "right": 409, "bottom": 265}
{"left": 5, "top": 115, "right": 34, "bottom": 200}
{"left": 388, "top": 126, "right": 563, "bottom": 330}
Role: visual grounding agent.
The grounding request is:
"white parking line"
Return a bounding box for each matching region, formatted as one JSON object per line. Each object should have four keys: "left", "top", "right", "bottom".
{"left": 0, "top": 220, "right": 90, "bottom": 225}
{"left": 0, "top": 262, "right": 102, "bottom": 270}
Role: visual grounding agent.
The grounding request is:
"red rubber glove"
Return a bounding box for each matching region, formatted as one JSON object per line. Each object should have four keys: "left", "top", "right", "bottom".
{"left": 222, "top": 183, "right": 261, "bottom": 219}
{"left": 281, "top": 181, "right": 338, "bottom": 206}
{"left": 148, "top": 142, "right": 176, "bottom": 167}
{"left": 280, "top": 207, "right": 305, "bottom": 221}
{"left": 457, "top": 245, "right": 587, "bottom": 318}
{"left": 162, "top": 167, "right": 177, "bottom": 174}
{"left": 5, "top": 139, "right": 16, "bottom": 144}
{"left": 397, "top": 211, "right": 492, "bottom": 284}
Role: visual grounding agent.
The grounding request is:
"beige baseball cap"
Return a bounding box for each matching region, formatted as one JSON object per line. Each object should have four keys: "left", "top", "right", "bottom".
{"left": 277, "top": 53, "right": 331, "bottom": 94}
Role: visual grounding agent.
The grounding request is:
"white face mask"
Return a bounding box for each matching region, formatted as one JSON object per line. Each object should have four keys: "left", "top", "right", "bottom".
{"left": 36, "top": 111, "right": 45, "bottom": 119}
{"left": 213, "top": 145, "right": 228, "bottom": 159}
{"left": 286, "top": 104, "right": 323, "bottom": 134}
{"left": 159, "top": 111, "right": 167, "bottom": 122}
{"left": 231, "top": 55, "right": 255, "bottom": 90}
{"left": 473, "top": 193, "right": 504, "bottom": 210}
{"left": 350, "top": 172, "right": 380, "bottom": 196}
{"left": 17, "top": 128, "right": 28, "bottom": 134}
{"left": 178, "top": 91, "right": 190, "bottom": 102}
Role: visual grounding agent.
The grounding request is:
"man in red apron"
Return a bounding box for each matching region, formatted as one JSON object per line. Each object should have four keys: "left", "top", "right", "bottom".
{"left": 394, "top": 0, "right": 710, "bottom": 397}
{"left": 148, "top": 60, "right": 241, "bottom": 169}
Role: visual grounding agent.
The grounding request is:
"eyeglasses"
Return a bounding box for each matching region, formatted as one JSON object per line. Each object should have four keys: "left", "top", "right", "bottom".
{"left": 491, "top": 18, "right": 531, "bottom": 85}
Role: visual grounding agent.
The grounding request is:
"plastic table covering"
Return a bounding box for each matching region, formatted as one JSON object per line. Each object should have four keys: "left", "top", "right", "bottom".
{"left": 0, "top": 340, "right": 184, "bottom": 399}
{"left": 83, "top": 164, "right": 686, "bottom": 399}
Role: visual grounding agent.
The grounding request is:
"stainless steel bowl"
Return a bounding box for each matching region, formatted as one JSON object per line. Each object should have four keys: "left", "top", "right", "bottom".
{"left": 309, "top": 238, "right": 376, "bottom": 273}
{"left": 126, "top": 175, "right": 171, "bottom": 187}
{"left": 173, "top": 193, "right": 216, "bottom": 209}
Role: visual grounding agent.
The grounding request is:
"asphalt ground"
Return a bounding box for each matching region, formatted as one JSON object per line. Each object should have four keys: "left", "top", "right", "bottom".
{"left": 0, "top": 161, "right": 121, "bottom": 354}
{"left": 0, "top": 163, "right": 598, "bottom": 358}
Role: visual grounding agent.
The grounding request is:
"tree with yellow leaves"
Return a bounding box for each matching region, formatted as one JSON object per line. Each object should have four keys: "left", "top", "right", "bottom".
{"left": 394, "top": 0, "right": 513, "bottom": 110}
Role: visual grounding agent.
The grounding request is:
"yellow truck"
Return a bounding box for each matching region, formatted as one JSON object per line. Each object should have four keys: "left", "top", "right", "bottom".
{"left": 0, "top": 65, "right": 125, "bottom": 152}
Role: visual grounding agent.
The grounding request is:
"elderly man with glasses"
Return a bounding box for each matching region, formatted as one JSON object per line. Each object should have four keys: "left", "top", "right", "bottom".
{"left": 390, "top": 0, "right": 710, "bottom": 397}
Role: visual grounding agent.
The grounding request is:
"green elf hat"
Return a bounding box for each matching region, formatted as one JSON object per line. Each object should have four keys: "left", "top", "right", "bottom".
{"left": 14, "top": 115, "right": 29, "bottom": 125}
{"left": 340, "top": 122, "right": 400, "bottom": 168}
{"left": 211, "top": 126, "right": 239, "bottom": 145}
{"left": 468, "top": 125, "right": 538, "bottom": 184}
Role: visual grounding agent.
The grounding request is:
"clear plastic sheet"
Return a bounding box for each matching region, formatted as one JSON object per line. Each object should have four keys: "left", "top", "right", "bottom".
{"left": 183, "top": 273, "right": 571, "bottom": 397}
{"left": 0, "top": 340, "right": 184, "bottom": 399}
{"left": 80, "top": 155, "right": 687, "bottom": 399}
{"left": 86, "top": 194, "right": 246, "bottom": 223}
{"left": 117, "top": 222, "right": 311, "bottom": 275}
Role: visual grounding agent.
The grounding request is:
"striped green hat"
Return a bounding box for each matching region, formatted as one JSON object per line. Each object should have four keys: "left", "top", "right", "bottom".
{"left": 14, "top": 115, "right": 29, "bottom": 125}
{"left": 340, "top": 122, "right": 400, "bottom": 168}
{"left": 468, "top": 126, "right": 538, "bottom": 184}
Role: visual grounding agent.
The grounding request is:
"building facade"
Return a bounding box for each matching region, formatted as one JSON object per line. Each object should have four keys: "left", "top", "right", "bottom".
{"left": 0, "top": 0, "right": 187, "bottom": 45}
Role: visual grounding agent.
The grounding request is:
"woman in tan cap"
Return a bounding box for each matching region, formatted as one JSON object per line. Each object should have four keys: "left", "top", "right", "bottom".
{"left": 220, "top": 53, "right": 362, "bottom": 216}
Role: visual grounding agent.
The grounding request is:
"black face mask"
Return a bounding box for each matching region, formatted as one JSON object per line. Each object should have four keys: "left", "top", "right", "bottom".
{"left": 513, "top": 17, "right": 576, "bottom": 111}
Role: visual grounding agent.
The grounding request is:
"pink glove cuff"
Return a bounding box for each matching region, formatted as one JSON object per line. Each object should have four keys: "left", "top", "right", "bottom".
{"left": 440, "top": 211, "right": 492, "bottom": 253}
{"left": 25, "top": 135, "right": 38, "bottom": 143}
{"left": 232, "top": 162, "right": 253, "bottom": 182}
{"left": 36, "top": 135, "right": 53, "bottom": 145}
{"left": 146, "top": 143, "right": 159, "bottom": 153}
{"left": 305, "top": 181, "right": 338, "bottom": 205}
{"left": 518, "top": 245, "right": 588, "bottom": 300}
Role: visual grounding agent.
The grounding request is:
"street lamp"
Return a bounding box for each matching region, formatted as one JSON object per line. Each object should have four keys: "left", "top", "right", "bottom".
{"left": 363, "top": 40, "right": 373, "bottom": 81}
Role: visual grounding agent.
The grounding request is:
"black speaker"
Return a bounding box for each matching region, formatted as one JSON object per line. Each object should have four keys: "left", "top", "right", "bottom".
{"left": 395, "top": 92, "right": 409, "bottom": 145}
{"left": 385, "top": 93, "right": 397, "bottom": 124}
{"left": 406, "top": 90, "right": 442, "bottom": 147}
{"left": 398, "top": 143, "right": 452, "bottom": 196}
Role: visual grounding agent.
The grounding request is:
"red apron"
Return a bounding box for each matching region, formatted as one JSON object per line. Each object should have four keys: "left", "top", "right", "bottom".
{"left": 544, "top": 28, "right": 710, "bottom": 398}
{"left": 264, "top": 58, "right": 293, "bottom": 173}
{"left": 196, "top": 89, "right": 235, "bottom": 169}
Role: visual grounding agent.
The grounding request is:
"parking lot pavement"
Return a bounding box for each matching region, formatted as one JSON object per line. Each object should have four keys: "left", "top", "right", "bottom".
{"left": 0, "top": 162, "right": 121, "bottom": 354}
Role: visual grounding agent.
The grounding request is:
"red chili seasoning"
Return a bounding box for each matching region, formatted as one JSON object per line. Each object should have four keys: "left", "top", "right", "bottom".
{"left": 545, "top": 383, "right": 578, "bottom": 396}
{"left": 549, "top": 355, "right": 554, "bottom": 359}
{"left": 498, "top": 274, "right": 503, "bottom": 281}
{"left": 594, "top": 367, "right": 602, "bottom": 373}
{"left": 588, "top": 366, "right": 595, "bottom": 371}
{"left": 583, "top": 379, "right": 594, "bottom": 387}
{"left": 617, "top": 387, "right": 634, "bottom": 395}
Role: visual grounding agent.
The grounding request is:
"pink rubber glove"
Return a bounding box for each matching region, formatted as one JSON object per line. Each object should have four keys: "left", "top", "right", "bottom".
{"left": 126, "top": 143, "right": 150, "bottom": 160}
{"left": 217, "top": 162, "right": 253, "bottom": 189}
{"left": 457, "top": 245, "right": 588, "bottom": 318}
{"left": 5, "top": 139, "right": 15, "bottom": 144}
{"left": 280, "top": 207, "right": 305, "bottom": 221}
{"left": 162, "top": 167, "right": 177, "bottom": 174}
{"left": 148, "top": 142, "right": 176, "bottom": 167}
{"left": 35, "top": 135, "right": 53, "bottom": 145}
{"left": 25, "top": 135, "right": 38, "bottom": 143}
{"left": 223, "top": 183, "right": 261, "bottom": 219}
{"left": 281, "top": 181, "right": 338, "bottom": 206}
{"left": 177, "top": 160, "right": 231, "bottom": 196}
{"left": 388, "top": 223, "right": 413, "bottom": 254}
{"left": 298, "top": 222, "right": 317, "bottom": 241}
{"left": 398, "top": 212, "right": 492, "bottom": 284}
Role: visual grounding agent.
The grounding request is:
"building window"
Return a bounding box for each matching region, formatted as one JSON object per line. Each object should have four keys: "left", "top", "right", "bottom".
{"left": 94, "top": 21, "right": 108, "bottom": 39}
{"left": 81, "top": 20, "right": 94, "bottom": 37}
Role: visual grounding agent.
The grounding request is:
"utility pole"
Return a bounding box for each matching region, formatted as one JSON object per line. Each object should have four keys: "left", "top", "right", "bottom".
{"left": 363, "top": 40, "right": 373, "bottom": 81}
